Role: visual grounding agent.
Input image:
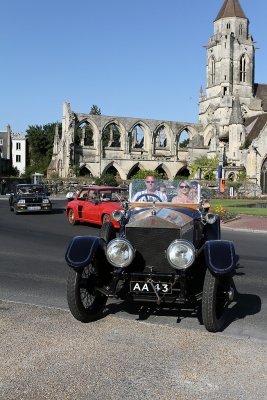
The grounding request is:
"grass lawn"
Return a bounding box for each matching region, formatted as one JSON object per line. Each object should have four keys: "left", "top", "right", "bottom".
{"left": 210, "top": 199, "right": 267, "bottom": 217}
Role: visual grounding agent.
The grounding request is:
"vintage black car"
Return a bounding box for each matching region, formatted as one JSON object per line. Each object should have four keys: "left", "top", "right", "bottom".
{"left": 65, "top": 180, "right": 238, "bottom": 332}
{"left": 9, "top": 184, "right": 52, "bottom": 213}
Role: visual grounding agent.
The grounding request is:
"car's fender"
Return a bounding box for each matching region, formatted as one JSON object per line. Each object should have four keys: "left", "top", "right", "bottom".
{"left": 204, "top": 240, "right": 238, "bottom": 275}
{"left": 65, "top": 236, "right": 105, "bottom": 269}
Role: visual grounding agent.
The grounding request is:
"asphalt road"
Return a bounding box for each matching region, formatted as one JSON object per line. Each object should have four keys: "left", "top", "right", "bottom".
{"left": 0, "top": 199, "right": 266, "bottom": 340}
{"left": 1, "top": 199, "right": 267, "bottom": 399}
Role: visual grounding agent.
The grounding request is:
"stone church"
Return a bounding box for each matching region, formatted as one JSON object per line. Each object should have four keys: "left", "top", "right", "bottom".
{"left": 48, "top": 0, "right": 267, "bottom": 194}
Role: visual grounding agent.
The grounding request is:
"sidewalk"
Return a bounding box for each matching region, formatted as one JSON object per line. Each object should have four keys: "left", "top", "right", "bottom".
{"left": 222, "top": 214, "right": 267, "bottom": 233}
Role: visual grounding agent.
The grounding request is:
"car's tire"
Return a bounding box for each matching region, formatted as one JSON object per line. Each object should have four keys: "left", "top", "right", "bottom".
{"left": 100, "top": 222, "right": 116, "bottom": 243}
{"left": 67, "top": 263, "right": 108, "bottom": 323}
{"left": 102, "top": 213, "right": 111, "bottom": 224}
{"left": 202, "top": 268, "right": 234, "bottom": 332}
{"left": 68, "top": 209, "right": 78, "bottom": 225}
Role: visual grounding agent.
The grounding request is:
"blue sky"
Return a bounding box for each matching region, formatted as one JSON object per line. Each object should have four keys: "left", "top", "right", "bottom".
{"left": 1, "top": 0, "right": 266, "bottom": 133}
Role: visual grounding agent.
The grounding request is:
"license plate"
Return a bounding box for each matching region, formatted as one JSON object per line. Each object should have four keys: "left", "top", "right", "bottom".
{"left": 130, "top": 281, "right": 172, "bottom": 294}
{"left": 28, "top": 206, "right": 41, "bottom": 210}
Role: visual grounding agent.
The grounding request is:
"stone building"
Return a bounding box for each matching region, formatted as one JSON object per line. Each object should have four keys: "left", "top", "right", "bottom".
{"left": 11, "top": 133, "right": 27, "bottom": 175}
{"left": 0, "top": 125, "right": 12, "bottom": 175}
{"left": 48, "top": 0, "right": 267, "bottom": 194}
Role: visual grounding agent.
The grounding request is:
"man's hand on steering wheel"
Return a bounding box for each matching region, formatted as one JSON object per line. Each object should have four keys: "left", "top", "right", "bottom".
{"left": 135, "top": 193, "right": 162, "bottom": 202}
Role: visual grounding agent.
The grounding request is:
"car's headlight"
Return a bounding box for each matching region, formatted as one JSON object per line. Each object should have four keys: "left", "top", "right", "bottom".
{"left": 106, "top": 238, "right": 134, "bottom": 267}
{"left": 42, "top": 199, "right": 49, "bottom": 204}
{"left": 167, "top": 240, "right": 195, "bottom": 270}
{"left": 17, "top": 199, "right": 25, "bottom": 204}
{"left": 111, "top": 209, "right": 124, "bottom": 222}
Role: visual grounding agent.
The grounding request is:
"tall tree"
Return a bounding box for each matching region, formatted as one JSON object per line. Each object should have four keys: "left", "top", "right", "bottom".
{"left": 90, "top": 105, "right": 101, "bottom": 115}
{"left": 24, "top": 123, "right": 62, "bottom": 177}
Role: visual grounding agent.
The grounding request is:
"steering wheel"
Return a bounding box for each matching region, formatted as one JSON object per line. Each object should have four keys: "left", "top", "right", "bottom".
{"left": 135, "top": 193, "right": 162, "bottom": 202}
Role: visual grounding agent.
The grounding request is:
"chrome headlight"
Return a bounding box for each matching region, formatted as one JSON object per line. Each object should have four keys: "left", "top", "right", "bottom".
{"left": 205, "top": 212, "right": 216, "bottom": 224}
{"left": 106, "top": 238, "right": 134, "bottom": 267}
{"left": 111, "top": 209, "right": 124, "bottom": 222}
{"left": 42, "top": 199, "right": 49, "bottom": 204}
{"left": 17, "top": 199, "right": 25, "bottom": 204}
{"left": 167, "top": 240, "right": 195, "bottom": 270}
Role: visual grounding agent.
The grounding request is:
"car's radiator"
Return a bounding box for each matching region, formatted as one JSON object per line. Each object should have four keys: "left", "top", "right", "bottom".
{"left": 126, "top": 227, "right": 180, "bottom": 273}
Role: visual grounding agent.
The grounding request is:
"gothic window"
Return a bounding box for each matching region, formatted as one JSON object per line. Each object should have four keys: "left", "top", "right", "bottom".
{"left": 176, "top": 129, "right": 189, "bottom": 158}
{"left": 129, "top": 124, "right": 144, "bottom": 152}
{"left": 209, "top": 57, "right": 216, "bottom": 85}
{"left": 240, "top": 54, "right": 246, "bottom": 82}
{"left": 239, "top": 24, "right": 243, "bottom": 36}
{"left": 102, "top": 123, "right": 121, "bottom": 148}
{"left": 153, "top": 126, "right": 167, "bottom": 152}
{"left": 76, "top": 122, "right": 94, "bottom": 146}
{"left": 226, "top": 22, "right": 231, "bottom": 29}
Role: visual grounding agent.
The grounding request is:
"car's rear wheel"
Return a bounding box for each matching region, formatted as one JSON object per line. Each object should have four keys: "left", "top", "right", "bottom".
{"left": 68, "top": 209, "right": 78, "bottom": 225}
{"left": 67, "top": 263, "right": 108, "bottom": 322}
{"left": 202, "top": 268, "right": 235, "bottom": 332}
{"left": 102, "top": 213, "right": 111, "bottom": 224}
{"left": 100, "top": 222, "right": 116, "bottom": 243}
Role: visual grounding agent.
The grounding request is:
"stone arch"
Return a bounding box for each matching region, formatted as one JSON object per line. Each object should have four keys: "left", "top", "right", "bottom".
{"left": 102, "top": 161, "right": 126, "bottom": 180}
{"left": 155, "top": 163, "right": 172, "bottom": 179}
{"left": 175, "top": 165, "right": 190, "bottom": 178}
{"left": 208, "top": 55, "right": 216, "bottom": 85}
{"left": 153, "top": 123, "right": 171, "bottom": 154}
{"left": 239, "top": 53, "right": 250, "bottom": 83}
{"left": 128, "top": 121, "right": 152, "bottom": 154}
{"left": 203, "top": 124, "right": 216, "bottom": 146}
{"left": 102, "top": 120, "right": 123, "bottom": 149}
{"left": 260, "top": 156, "right": 267, "bottom": 194}
{"left": 79, "top": 165, "right": 93, "bottom": 177}
{"left": 127, "top": 163, "right": 143, "bottom": 179}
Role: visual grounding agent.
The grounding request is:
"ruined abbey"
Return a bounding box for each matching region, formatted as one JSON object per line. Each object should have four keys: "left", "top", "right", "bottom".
{"left": 48, "top": 0, "right": 267, "bottom": 194}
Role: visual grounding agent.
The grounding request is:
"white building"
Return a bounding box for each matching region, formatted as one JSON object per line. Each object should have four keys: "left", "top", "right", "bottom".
{"left": 11, "top": 133, "right": 26, "bottom": 175}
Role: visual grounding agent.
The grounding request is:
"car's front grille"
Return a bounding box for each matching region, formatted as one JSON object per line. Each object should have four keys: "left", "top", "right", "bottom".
{"left": 126, "top": 227, "right": 180, "bottom": 273}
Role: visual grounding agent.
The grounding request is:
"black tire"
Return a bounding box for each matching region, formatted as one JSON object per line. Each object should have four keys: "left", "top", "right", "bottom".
{"left": 67, "top": 263, "right": 107, "bottom": 322}
{"left": 100, "top": 222, "right": 116, "bottom": 243}
{"left": 202, "top": 268, "right": 234, "bottom": 332}
{"left": 68, "top": 209, "right": 78, "bottom": 225}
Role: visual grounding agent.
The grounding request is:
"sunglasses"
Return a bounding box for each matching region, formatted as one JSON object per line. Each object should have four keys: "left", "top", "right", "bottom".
{"left": 146, "top": 181, "right": 155, "bottom": 183}
{"left": 179, "top": 185, "right": 190, "bottom": 189}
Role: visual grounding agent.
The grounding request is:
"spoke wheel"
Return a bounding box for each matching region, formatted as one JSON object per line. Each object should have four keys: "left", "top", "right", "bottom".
{"left": 67, "top": 263, "right": 107, "bottom": 322}
{"left": 68, "top": 209, "right": 78, "bottom": 225}
{"left": 202, "top": 268, "right": 234, "bottom": 332}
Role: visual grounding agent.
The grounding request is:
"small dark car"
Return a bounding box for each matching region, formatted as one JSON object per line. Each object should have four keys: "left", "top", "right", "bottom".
{"left": 65, "top": 180, "right": 238, "bottom": 332}
{"left": 9, "top": 184, "right": 52, "bottom": 213}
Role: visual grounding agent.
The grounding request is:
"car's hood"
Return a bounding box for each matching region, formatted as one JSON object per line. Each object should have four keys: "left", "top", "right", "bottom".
{"left": 127, "top": 207, "right": 197, "bottom": 233}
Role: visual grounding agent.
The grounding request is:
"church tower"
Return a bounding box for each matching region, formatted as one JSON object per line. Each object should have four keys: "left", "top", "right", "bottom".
{"left": 199, "top": 0, "right": 258, "bottom": 139}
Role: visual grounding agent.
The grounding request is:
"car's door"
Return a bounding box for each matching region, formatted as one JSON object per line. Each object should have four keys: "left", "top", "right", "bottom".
{"left": 75, "top": 189, "right": 89, "bottom": 220}
{"left": 82, "top": 189, "right": 101, "bottom": 223}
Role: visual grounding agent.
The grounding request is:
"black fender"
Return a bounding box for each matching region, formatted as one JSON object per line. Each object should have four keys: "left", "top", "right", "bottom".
{"left": 204, "top": 240, "right": 238, "bottom": 275}
{"left": 65, "top": 236, "right": 106, "bottom": 269}
{"left": 203, "top": 216, "right": 221, "bottom": 240}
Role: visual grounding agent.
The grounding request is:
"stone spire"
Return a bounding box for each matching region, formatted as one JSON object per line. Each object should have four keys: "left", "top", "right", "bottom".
{"left": 215, "top": 0, "right": 247, "bottom": 21}
{"left": 229, "top": 94, "right": 244, "bottom": 125}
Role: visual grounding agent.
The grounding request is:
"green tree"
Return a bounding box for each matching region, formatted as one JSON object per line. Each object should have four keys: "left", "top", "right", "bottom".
{"left": 90, "top": 105, "right": 101, "bottom": 115}
{"left": 190, "top": 155, "right": 219, "bottom": 181}
{"left": 24, "top": 123, "right": 62, "bottom": 178}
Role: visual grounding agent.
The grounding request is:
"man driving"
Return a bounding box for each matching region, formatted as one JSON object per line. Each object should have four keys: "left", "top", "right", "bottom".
{"left": 132, "top": 175, "right": 167, "bottom": 202}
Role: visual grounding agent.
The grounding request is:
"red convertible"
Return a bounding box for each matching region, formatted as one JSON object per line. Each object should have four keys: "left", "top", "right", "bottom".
{"left": 66, "top": 186, "right": 128, "bottom": 228}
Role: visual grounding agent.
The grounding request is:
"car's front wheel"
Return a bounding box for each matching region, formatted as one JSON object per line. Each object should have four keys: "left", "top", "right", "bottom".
{"left": 67, "top": 263, "right": 108, "bottom": 322}
{"left": 202, "top": 268, "right": 235, "bottom": 332}
{"left": 68, "top": 209, "right": 78, "bottom": 225}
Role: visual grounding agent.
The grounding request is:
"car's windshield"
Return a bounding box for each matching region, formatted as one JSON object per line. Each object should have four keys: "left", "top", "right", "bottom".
{"left": 129, "top": 179, "right": 200, "bottom": 204}
{"left": 17, "top": 185, "right": 45, "bottom": 195}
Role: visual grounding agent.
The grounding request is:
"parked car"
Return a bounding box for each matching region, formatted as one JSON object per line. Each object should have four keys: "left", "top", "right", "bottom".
{"left": 65, "top": 186, "right": 128, "bottom": 228}
{"left": 9, "top": 184, "right": 52, "bottom": 213}
{"left": 65, "top": 179, "right": 238, "bottom": 332}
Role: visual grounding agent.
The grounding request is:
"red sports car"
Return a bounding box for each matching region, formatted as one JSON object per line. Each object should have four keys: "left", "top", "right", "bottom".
{"left": 66, "top": 186, "right": 128, "bottom": 228}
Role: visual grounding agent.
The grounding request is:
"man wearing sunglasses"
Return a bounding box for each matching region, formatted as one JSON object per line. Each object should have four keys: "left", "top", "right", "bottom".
{"left": 171, "top": 180, "right": 198, "bottom": 204}
{"left": 132, "top": 175, "right": 167, "bottom": 202}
